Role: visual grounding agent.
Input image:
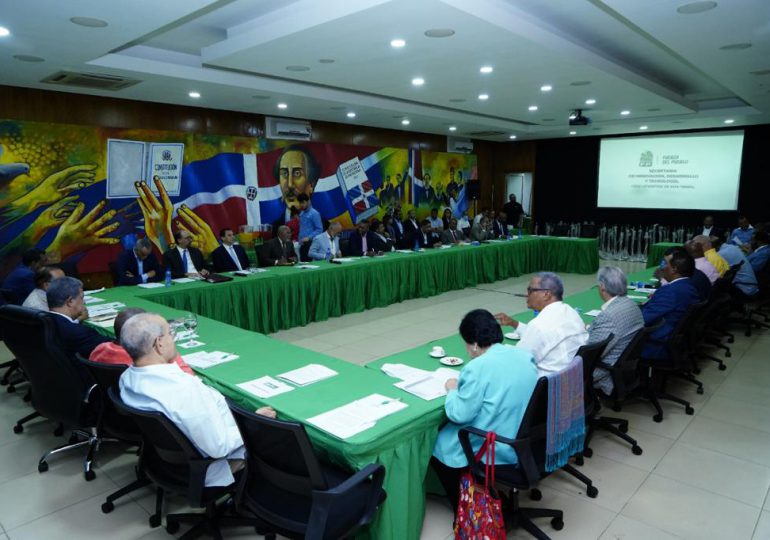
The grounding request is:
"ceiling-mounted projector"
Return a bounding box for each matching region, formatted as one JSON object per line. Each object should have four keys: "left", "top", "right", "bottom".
{"left": 569, "top": 109, "right": 591, "bottom": 126}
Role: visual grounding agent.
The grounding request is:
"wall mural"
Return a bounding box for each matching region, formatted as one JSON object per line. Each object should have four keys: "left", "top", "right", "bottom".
{"left": 0, "top": 119, "right": 476, "bottom": 278}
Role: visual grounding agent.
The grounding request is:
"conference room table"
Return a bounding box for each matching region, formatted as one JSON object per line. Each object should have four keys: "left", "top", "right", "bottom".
{"left": 84, "top": 236, "right": 605, "bottom": 539}
{"left": 647, "top": 242, "right": 680, "bottom": 268}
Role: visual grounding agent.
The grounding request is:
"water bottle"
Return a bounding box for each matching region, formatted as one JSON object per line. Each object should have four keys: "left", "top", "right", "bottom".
{"left": 164, "top": 269, "right": 172, "bottom": 287}
{"left": 518, "top": 228, "right": 522, "bottom": 239}
{"left": 326, "top": 246, "right": 332, "bottom": 261}
{"left": 532, "top": 310, "right": 540, "bottom": 317}
{"left": 414, "top": 237, "right": 420, "bottom": 252}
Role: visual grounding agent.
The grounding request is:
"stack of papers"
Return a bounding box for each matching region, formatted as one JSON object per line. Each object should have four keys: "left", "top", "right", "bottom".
{"left": 181, "top": 350, "right": 239, "bottom": 369}
{"left": 584, "top": 309, "right": 602, "bottom": 317}
{"left": 84, "top": 295, "right": 105, "bottom": 304}
{"left": 238, "top": 376, "right": 294, "bottom": 398}
{"left": 137, "top": 282, "right": 165, "bottom": 289}
{"left": 381, "top": 363, "right": 431, "bottom": 381}
{"left": 332, "top": 257, "right": 357, "bottom": 263}
{"left": 172, "top": 277, "right": 197, "bottom": 284}
{"left": 295, "top": 264, "right": 320, "bottom": 269}
{"left": 394, "top": 368, "right": 459, "bottom": 401}
{"left": 395, "top": 249, "right": 421, "bottom": 254}
{"left": 278, "top": 364, "right": 337, "bottom": 386}
{"left": 84, "top": 287, "right": 105, "bottom": 295}
{"left": 307, "top": 393, "right": 407, "bottom": 439}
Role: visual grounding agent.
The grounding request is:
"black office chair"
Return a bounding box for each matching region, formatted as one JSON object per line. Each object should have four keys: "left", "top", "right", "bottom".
{"left": 255, "top": 243, "right": 272, "bottom": 268}
{"left": 0, "top": 287, "right": 23, "bottom": 391}
{"left": 108, "top": 388, "right": 258, "bottom": 537}
{"left": 573, "top": 336, "right": 615, "bottom": 465}
{"left": 228, "top": 401, "right": 387, "bottom": 540}
{"left": 78, "top": 357, "right": 152, "bottom": 513}
{"left": 459, "top": 378, "right": 564, "bottom": 538}
{"left": 0, "top": 305, "right": 101, "bottom": 479}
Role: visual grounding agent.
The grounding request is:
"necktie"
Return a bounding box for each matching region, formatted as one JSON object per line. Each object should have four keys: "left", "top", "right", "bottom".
{"left": 362, "top": 234, "right": 368, "bottom": 253}
{"left": 182, "top": 250, "right": 189, "bottom": 272}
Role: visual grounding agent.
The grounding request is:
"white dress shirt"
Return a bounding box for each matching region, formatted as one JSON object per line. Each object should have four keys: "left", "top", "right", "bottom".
{"left": 22, "top": 288, "right": 48, "bottom": 310}
{"left": 225, "top": 244, "right": 243, "bottom": 270}
{"left": 119, "top": 363, "right": 245, "bottom": 487}
{"left": 516, "top": 301, "right": 589, "bottom": 373}
{"left": 176, "top": 246, "right": 198, "bottom": 275}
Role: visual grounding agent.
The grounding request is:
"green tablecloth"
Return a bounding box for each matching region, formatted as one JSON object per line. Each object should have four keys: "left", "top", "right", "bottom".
{"left": 647, "top": 242, "right": 680, "bottom": 268}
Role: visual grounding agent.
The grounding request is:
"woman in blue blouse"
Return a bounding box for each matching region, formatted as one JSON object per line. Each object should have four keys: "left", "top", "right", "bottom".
{"left": 430, "top": 309, "right": 539, "bottom": 513}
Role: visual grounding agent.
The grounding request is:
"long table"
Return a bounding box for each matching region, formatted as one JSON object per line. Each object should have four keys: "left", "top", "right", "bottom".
{"left": 647, "top": 242, "right": 680, "bottom": 268}
{"left": 84, "top": 236, "right": 601, "bottom": 540}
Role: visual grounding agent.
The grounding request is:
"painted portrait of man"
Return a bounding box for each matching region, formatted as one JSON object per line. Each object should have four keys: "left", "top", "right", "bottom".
{"left": 273, "top": 145, "right": 320, "bottom": 210}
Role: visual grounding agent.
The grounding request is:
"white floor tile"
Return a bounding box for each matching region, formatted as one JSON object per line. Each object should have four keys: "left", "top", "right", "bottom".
{"left": 599, "top": 514, "right": 681, "bottom": 540}
{"left": 679, "top": 416, "right": 770, "bottom": 468}
{"left": 699, "top": 395, "right": 770, "bottom": 435}
{"left": 753, "top": 510, "right": 770, "bottom": 540}
{"left": 587, "top": 427, "right": 675, "bottom": 473}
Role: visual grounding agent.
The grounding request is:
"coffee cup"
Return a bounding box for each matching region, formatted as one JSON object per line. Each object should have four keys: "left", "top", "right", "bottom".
{"left": 432, "top": 346, "right": 445, "bottom": 356}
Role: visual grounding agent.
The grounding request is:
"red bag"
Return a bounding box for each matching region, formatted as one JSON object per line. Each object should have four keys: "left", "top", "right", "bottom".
{"left": 454, "top": 432, "right": 506, "bottom": 540}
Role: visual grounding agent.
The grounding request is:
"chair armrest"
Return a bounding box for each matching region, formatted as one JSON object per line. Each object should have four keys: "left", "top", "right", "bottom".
{"left": 186, "top": 457, "right": 219, "bottom": 505}
{"left": 458, "top": 427, "right": 540, "bottom": 487}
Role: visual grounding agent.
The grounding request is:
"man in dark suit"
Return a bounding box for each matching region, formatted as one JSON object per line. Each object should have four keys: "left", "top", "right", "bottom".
{"left": 162, "top": 230, "right": 209, "bottom": 279}
{"left": 115, "top": 237, "right": 162, "bottom": 286}
{"left": 47, "top": 276, "right": 110, "bottom": 360}
{"left": 402, "top": 209, "right": 420, "bottom": 237}
{"left": 347, "top": 220, "right": 379, "bottom": 256}
{"left": 405, "top": 220, "right": 442, "bottom": 249}
{"left": 440, "top": 218, "right": 466, "bottom": 244}
{"left": 641, "top": 249, "right": 700, "bottom": 360}
{"left": 211, "top": 228, "right": 250, "bottom": 272}
{"left": 696, "top": 215, "right": 725, "bottom": 241}
{"left": 491, "top": 210, "right": 508, "bottom": 238}
{"left": 258, "top": 226, "right": 297, "bottom": 266}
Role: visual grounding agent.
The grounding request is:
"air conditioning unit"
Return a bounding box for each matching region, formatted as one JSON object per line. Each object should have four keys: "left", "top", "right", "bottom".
{"left": 447, "top": 136, "right": 473, "bottom": 154}
{"left": 265, "top": 117, "right": 312, "bottom": 141}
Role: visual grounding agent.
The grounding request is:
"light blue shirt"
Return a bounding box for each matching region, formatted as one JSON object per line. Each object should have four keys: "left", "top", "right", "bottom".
{"left": 730, "top": 226, "right": 754, "bottom": 246}
{"left": 308, "top": 232, "right": 340, "bottom": 261}
{"left": 299, "top": 206, "right": 323, "bottom": 241}
{"left": 747, "top": 244, "right": 770, "bottom": 275}
{"left": 433, "top": 343, "right": 538, "bottom": 468}
{"left": 719, "top": 244, "right": 758, "bottom": 296}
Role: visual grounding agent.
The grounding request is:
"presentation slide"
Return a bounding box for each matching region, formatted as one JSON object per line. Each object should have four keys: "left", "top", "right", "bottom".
{"left": 597, "top": 131, "right": 744, "bottom": 210}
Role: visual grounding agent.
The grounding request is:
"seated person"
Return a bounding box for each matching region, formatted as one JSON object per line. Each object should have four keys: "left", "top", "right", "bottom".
{"left": 90, "top": 307, "right": 193, "bottom": 375}
{"left": 495, "top": 272, "right": 588, "bottom": 373}
{"left": 656, "top": 246, "right": 711, "bottom": 301}
{"left": 211, "top": 228, "right": 250, "bottom": 272}
{"left": 588, "top": 267, "right": 644, "bottom": 395}
{"left": 402, "top": 208, "right": 420, "bottom": 236}
{"left": 405, "top": 219, "right": 442, "bottom": 249}
{"left": 259, "top": 225, "right": 298, "bottom": 266}
{"left": 116, "top": 237, "right": 162, "bottom": 286}
{"left": 427, "top": 208, "right": 443, "bottom": 232}
{"left": 469, "top": 216, "right": 492, "bottom": 242}
{"left": 118, "top": 313, "right": 276, "bottom": 487}
{"left": 441, "top": 208, "right": 452, "bottom": 231}
{"left": 22, "top": 266, "right": 65, "bottom": 311}
{"left": 347, "top": 220, "right": 379, "bottom": 256}
{"left": 162, "top": 231, "right": 210, "bottom": 279}
{"left": 697, "top": 215, "right": 724, "bottom": 240}
{"left": 2, "top": 248, "right": 46, "bottom": 304}
{"left": 684, "top": 240, "right": 719, "bottom": 284}
{"left": 692, "top": 235, "right": 728, "bottom": 277}
{"left": 491, "top": 210, "right": 508, "bottom": 238}
{"left": 430, "top": 309, "right": 538, "bottom": 514}
{"left": 308, "top": 222, "right": 342, "bottom": 261}
{"left": 382, "top": 214, "right": 402, "bottom": 248}
{"left": 730, "top": 215, "right": 754, "bottom": 249}
{"left": 440, "top": 218, "right": 466, "bottom": 244}
{"left": 747, "top": 230, "right": 770, "bottom": 274}
{"left": 717, "top": 236, "right": 758, "bottom": 298}
{"left": 369, "top": 219, "right": 395, "bottom": 252}
{"left": 641, "top": 249, "right": 700, "bottom": 360}
{"left": 47, "top": 276, "right": 111, "bottom": 360}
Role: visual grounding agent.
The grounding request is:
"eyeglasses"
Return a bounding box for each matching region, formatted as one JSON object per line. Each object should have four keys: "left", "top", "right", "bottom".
{"left": 526, "top": 287, "right": 550, "bottom": 295}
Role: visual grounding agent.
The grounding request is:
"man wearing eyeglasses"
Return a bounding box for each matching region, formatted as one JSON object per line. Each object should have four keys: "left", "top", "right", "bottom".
{"left": 495, "top": 272, "right": 588, "bottom": 373}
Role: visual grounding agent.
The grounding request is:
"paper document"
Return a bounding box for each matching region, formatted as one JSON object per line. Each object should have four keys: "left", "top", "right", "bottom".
{"left": 89, "top": 317, "right": 117, "bottom": 328}
{"left": 381, "top": 363, "right": 431, "bottom": 381}
{"left": 177, "top": 339, "right": 205, "bottom": 349}
{"left": 137, "top": 282, "right": 165, "bottom": 288}
{"left": 84, "top": 287, "right": 105, "bottom": 295}
{"left": 278, "top": 364, "right": 338, "bottom": 386}
{"left": 84, "top": 296, "right": 105, "bottom": 304}
{"left": 172, "top": 277, "right": 196, "bottom": 283}
{"left": 89, "top": 301, "right": 124, "bottom": 313}
{"left": 238, "top": 376, "right": 294, "bottom": 398}
{"left": 628, "top": 295, "right": 648, "bottom": 301}
{"left": 395, "top": 368, "right": 459, "bottom": 401}
{"left": 88, "top": 311, "right": 118, "bottom": 323}
{"left": 636, "top": 287, "right": 656, "bottom": 294}
{"left": 439, "top": 244, "right": 453, "bottom": 249}
{"left": 296, "top": 264, "right": 320, "bottom": 269}
{"left": 332, "top": 257, "right": 357, "bottom": 263}
{"left": 307, "top": 393, "right": 407, "bottom": 439}
{"left": 395, "top": 249, "right": 420, "bottom": 254}
{"left": 182, "top": 350, "right": 239, "bottom": 369}
{"left": 584, "top": 309, "right": 602, "bottom": 317}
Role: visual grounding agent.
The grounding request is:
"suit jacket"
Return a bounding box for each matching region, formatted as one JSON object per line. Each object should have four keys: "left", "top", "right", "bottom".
{"left": 491, "top": 219, "right": 507, "bottom": 238}
{"left": 405, "top": 230, "right": 440, "bottom": 249}
{"left": 347, "top": 231, "right": 379, "bottom": 256}
{"left": 641, "top": 278, "right": 700, "bottom": 360}
{"left": 259, "top": 237, "right": 296, "bottom": 266}
{"left": 211, "top": 244, "right": 250, "bottom": 272}
{"left": 470, "top": 223, "right": 492, "bottom": 242}
{"left": 308, "top": 232, "right": 340, "bottom": 260}
{"left": 589, "top": 295, "right": 645, "bottom": 395}
{"left": 162, "top": 246, "right": 206, "bottom": 278}
{"left": 49, "top": 312, "right": 111, "bottom": 361}
{"left": 115, "top": 249, "right": 162, "bottom": 286}
{"left": 371, "top": 232, "right": 394, "bottom": 252}
{"left": 690, "top": 269, "right": 712, "bottom": 301}
{"left": 440, "top": 228, "right": 466, "bottom": 244}
{"left": 402, "top": 218, "right": 420, "bottom": 236}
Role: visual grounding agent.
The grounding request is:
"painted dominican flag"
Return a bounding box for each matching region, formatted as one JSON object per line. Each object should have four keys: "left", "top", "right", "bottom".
{"left": 336, "top": 157, "right": 379, "bottom": 223}
{"left": 409, "top": 148, "right": 424, "bottom": 207}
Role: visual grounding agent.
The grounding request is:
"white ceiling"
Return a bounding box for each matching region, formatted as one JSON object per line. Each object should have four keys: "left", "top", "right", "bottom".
{"left": 1, "top": 0, "right": 769, "bottom": 141}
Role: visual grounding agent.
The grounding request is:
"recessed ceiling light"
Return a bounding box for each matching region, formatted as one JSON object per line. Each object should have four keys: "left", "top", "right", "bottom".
{"left": 639, "top": 125, "right": 648, "bottom": 130}
{"left": 402, "top": 119, "right": 410, "bottom": 125}
{"left": 318, "top": 58, "right": 335, "bottom": 64}
{"left": 540, "top": 85, "right": 553, "bottom": 92}
{"left": 390, "top": 39, "right": 406, "bottom": 48}
{"left": 13, "top": 54, "right": 44, "bottom": 62}
{"left": 449, "top": 126, "right": 457, "bottom": 131}
{"left": 676, "top": 1, "right": 718, "bottom": 14}
{"left": 277, "top": 103, "right": 288, "bottom": 109}
{"left": 480, "top": 66, "right": 493, "bottom": 74}
{"left": 478, "top": 94, "right": 489, "bottom": 100}
{"left": 528, "top": 105, "right": 538, "bottom": 111}
{"left": 346, "top": 112, "right": 356, "bottom": 118}
{"left": 424, "top": 28, "right": 455, "bottom": 38}
{"left": 411, "top": 77, "right": 425, "bottom": 86}
{"left": 719, "top": 42, "right": 752, "bottom": 51}
{"left": 585, "top": 99, "right": 596, "bottom": 105}
{"left": 0, "top": 26, "right": 10, "bottom": 37}
{"left": 509, "top": 135, "right": 517, "bottom": 140}
{"left": 620, "top": 110, "right": 631, "bottom": 115}
{"left": 724, "top": 119, "right": 735, "bottom": 124}
{"left": 570, "top": 81, "right": 591, "bottom": 86}
{"left": 569, "top": 131, "right": 577, "bottom": 135}
{"left": 449, "top": 98, "right": 466, "bottom": 103}
{"left": 188, "top": 91, "right": 200, "bottom": 99}
{"left": 286, "top": 65, "right": 310, "bottom": 72}
{"left": 70, "top": 16, "right": 108, "bottom": 27}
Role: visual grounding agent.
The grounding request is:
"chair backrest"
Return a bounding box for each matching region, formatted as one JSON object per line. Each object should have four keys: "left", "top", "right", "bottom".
{"left": 255, "top": 243, "right": 272, "bottom": 268}
{"left": 663, "top": 301, "right": 707, "bottom": 369}
{"left": 0, "top": 305, "right": 92, "bottom": 427}
{"left": 608, "top": 320, "right": 661, "bottom": 399}
{"left": 78, "top": 357, "right": 141, "bottom": 443}
{"left": 228, "top": 400, "right": 328, "bottom": 495}
{"left": 576, "top": 335, "right": 613, "bottom": 413}
{"left": 513, "top": 377, "right": 550, "bottom": 484}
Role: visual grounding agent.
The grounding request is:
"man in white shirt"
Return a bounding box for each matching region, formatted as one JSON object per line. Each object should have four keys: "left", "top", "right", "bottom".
{"left": 22, "top": 266, "right": 65, "bottom": 310}
{"left": 308, "top": 221, "right": 342, "bottom": 261}
{"left": 119, "top": 313, "right": 275, "bottom": 487}
{"left": 428, "top": 208, "right": 443, "bottom": 232}
{"left": 495, "top": 272, "right": 588, "bottom": 373}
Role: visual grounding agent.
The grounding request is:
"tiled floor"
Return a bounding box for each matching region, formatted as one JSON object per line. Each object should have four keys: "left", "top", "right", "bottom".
{"left": 1, "top": 263, "right": 769, "bottom": 539}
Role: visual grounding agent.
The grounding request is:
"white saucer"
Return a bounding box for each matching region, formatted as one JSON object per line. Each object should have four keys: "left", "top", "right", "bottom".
{"left": 429, "top": 351, "right": 446, "bottom": 358}
{"left": 505, "top": 331, "right": 521, "bottom": 340}
{"left": 440, "top": 356, "right": 464, "bottom": 366}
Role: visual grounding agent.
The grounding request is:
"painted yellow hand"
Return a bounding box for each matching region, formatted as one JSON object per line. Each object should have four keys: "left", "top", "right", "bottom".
{"left": 135, "top": 177, "right": 174, "bottom": 252}
{"left": 12, "top": 164, "right": 98, "bottom": 213}
{"left": 47, "top": 200, "right": 120, "bottom": 259}
{"left": 177, "top": 204, "right": 219, "bottom": 257}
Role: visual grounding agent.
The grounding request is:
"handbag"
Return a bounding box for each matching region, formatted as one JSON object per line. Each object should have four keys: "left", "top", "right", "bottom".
{"left": 454, "top": 431, "right": 506, "bottom": 540}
